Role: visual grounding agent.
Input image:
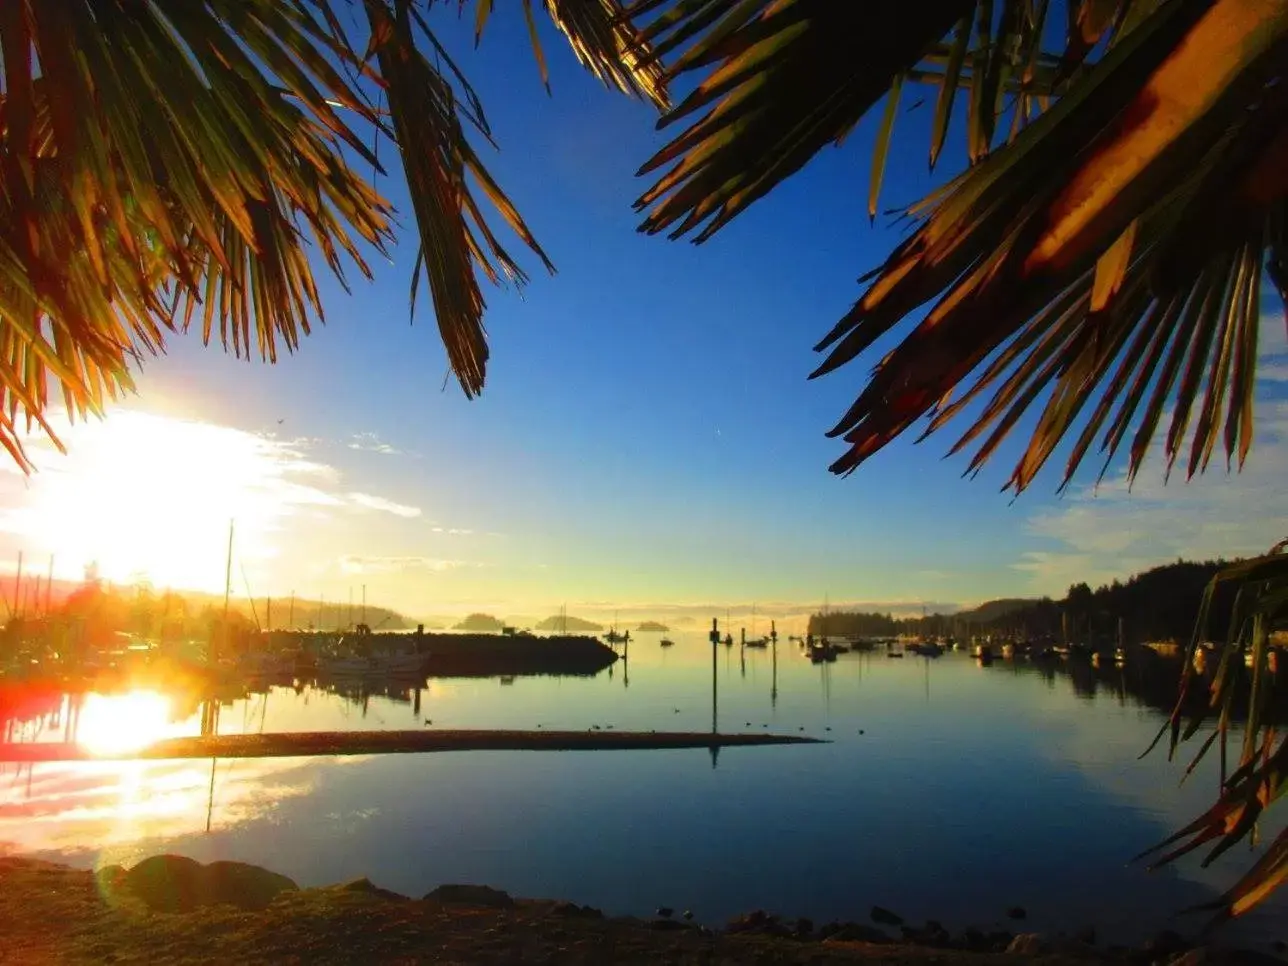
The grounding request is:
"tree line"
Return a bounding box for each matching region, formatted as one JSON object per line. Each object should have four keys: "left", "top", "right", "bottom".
{"left": 809, "top": 559, "right": 1236, "bottom": 644}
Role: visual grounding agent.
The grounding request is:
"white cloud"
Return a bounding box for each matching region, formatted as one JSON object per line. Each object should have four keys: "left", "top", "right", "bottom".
{"left": 1016, "top": 399, "right": 1288, "bottom": 594}
{"left": 346, "top": 432, "right": 403, "bottom": 456}
{"left": 346, "top": 493, "right": 421, "bottom": 518}
{"left": 0, "top": 410, "right": 429, "bottom": 591}
{"left": 339, "top": 555, "right": 467, "bottom": 575}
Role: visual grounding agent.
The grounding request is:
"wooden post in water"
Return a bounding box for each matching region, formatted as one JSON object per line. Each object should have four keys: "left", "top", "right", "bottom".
{"left": 771, "top": 633, "right": 778, "bottom": 707}
{"left": 709, "top": 617, "right": 719, "bottom": 734}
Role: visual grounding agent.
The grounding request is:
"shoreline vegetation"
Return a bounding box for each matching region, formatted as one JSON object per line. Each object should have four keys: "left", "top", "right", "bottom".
{"left": 0, "top": 728, "right": 823, "bottom": 763}
{"left": 1, "top": 855, "right": 1277, "bottom": 966}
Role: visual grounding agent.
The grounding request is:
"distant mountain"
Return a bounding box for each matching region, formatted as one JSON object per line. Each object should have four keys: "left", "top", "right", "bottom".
{"left": 534, "top": 614, "right": 603, "bottom": 632}
{"left": 956, "top": 598, "right": 1040, "bottom": 624}
{"left": 636, "top": 621, "right": 670, "bottom": 632}
{"left": 453, "top": 613, "right": 504, "bottom": 632}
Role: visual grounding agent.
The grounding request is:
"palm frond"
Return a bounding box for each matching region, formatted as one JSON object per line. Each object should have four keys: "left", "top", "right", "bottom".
{"left": 630, "top": 0, "right": 1288, "bottom": 492}
{"left": 814, "top": 0, "right": 1287, "bottom": 489}
{"left": 475, "top": 0, "right": 668, "bottom": 106}
{"left": 0, "top": 0, "right": 666, "bottom": 466}
{"left": 1138, "top": 543, "right": 1288, "bottom": 923}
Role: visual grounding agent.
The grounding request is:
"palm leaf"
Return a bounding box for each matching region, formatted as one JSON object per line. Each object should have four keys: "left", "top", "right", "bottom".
{"left": 631, "top": 0, "right": 1288, "bottom": 493}
{"left": 1138, "top": 543, "right": 1288, "bottom": 921}
{"left": 0, "top": 0, "right": 666, "bottom": 466}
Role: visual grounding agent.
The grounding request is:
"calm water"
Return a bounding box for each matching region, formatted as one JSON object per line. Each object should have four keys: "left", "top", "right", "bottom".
{"left": 3, "top": 634, "right": 1286, "bottom": 947}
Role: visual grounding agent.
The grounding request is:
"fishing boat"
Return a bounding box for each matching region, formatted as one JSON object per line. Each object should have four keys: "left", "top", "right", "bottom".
{"left": 660, "top": 637, "right": 675, "bottom": 648}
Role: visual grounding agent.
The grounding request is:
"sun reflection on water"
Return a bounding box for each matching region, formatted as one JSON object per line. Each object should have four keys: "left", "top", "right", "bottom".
{"left": 76, "top": 691, "right": 175, "bottom": 756}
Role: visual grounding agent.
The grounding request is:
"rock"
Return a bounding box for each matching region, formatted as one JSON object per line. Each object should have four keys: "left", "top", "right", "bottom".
{"left": 817, "top": 922, "right": 842, "bottom": 940}
{"left": 795, "top": 917, "right": 814, "bottom": 938}
{"left": 1007, "top": 906, "right": 1028, "bottom": 920}
{"left": 546, "top": 901, "right": 603, "bottom": 920}
{"left": 656, "top": 906, "right": 674, "bottom": 919}
{"left": 870, "top": 905, "right": 904, "bottom": 927}
{"left": 201, "top": 861, "right": 298, "bottom": 910}
{"left": 338, "top": 877, "right": 406, "bottom": 901}
{"left": 423, "top": 884, "right": 514, "bottom": 908}
{"left": 958, "top": 928, "right": 991, "bottom": 952}
{"left": 901, "top": 922, "right": 951, "bottom": 948}
{"left": 648, "top": 919, "right": 693, "bottom": 932}
{"left": 120, "top": 855, "right": 206, "bottom": 913}
{"left": 829, "top": 923, "right": 891, "bottom": 944}
{"left": 726, "top": 910, "right": 769, "bottom": 934}
{"left": 1008, "top": 933, "right": 1049, "bottom": 955}
{"left": 116, "top": 855, "right": 296, "bottom": 913}
{"left": 94, "top": 864, "right": 126, "bottom": 897}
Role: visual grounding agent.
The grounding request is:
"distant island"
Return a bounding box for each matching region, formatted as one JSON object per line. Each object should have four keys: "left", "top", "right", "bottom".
{"left": 636, "top": 621, "right": 670, "bottom": 632}
{"left": 453, "top": 613, "right": 504, "bottom": 632}
{"left": 534, "top": 614, "right": 603, "bottom": 632}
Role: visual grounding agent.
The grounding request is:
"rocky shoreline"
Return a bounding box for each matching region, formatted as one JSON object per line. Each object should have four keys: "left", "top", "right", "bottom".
{"left": 1, "top": 855, "right": 1284, "bottom": 965}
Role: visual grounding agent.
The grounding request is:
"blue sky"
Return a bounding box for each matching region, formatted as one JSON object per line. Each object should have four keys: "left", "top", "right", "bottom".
{"left": 0, "top": 9, "right": 1284, "bottom": 625}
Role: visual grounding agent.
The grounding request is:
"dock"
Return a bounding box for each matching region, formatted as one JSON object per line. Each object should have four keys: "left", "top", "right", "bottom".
{"left": 0, "top": 729, "right": 825, "bottom": 762}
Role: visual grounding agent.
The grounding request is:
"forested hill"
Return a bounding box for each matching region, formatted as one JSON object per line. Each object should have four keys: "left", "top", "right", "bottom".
{"left": 809, "top": 559, "right": 1235, "bottom": 644}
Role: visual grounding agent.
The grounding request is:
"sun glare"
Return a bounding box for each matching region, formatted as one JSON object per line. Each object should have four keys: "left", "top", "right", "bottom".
{"left": 76, "top": 692, "right": 174, "bottom": 757}
{"left": 0, "top": 411, "right": 333, "bottom": 592}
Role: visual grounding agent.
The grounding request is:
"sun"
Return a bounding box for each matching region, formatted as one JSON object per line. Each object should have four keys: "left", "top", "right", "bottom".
{"left": 0, "top": 410, "right": 321, "bottom": 592}
{"left": 76, "top": 691, "right": 174, "bottom": 757}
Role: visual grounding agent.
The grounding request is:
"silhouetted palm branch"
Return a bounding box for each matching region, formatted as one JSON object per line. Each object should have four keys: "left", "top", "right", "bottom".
{"left": 1138, "top": 541, "right": 1288, "bottom": 923}
{"left": 629, "top": 0, "right": 1288, "bottom": 492}
{"left": 0, "top": 0, "right": 664, "bottom": 468}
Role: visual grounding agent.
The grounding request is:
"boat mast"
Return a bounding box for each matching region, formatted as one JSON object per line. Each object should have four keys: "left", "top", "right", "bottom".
{"left": 217, "top": 520, "right": 233, "bottom": 667}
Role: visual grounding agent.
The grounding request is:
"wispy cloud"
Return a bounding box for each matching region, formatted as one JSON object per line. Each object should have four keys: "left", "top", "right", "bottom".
{"left": 347, "top": 493, "right": 421, "bottom": 518}
{"left": 339, "top": 555, "right": 469, "bottom": 575}
{"left": 347, "top": 432, "right": 403, "bottom": 456}
{"left": 1015, "top": 398, "right": 1288, "bottom": 594}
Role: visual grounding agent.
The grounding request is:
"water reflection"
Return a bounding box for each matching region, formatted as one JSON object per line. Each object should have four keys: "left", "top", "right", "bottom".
{"left": 0, "top": 637, "right": 1286, "bottom": 945}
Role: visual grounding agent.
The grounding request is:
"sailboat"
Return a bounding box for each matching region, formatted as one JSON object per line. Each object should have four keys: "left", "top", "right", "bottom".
{"left": 603, "top": 611, "right": 629, "bottom": 644}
